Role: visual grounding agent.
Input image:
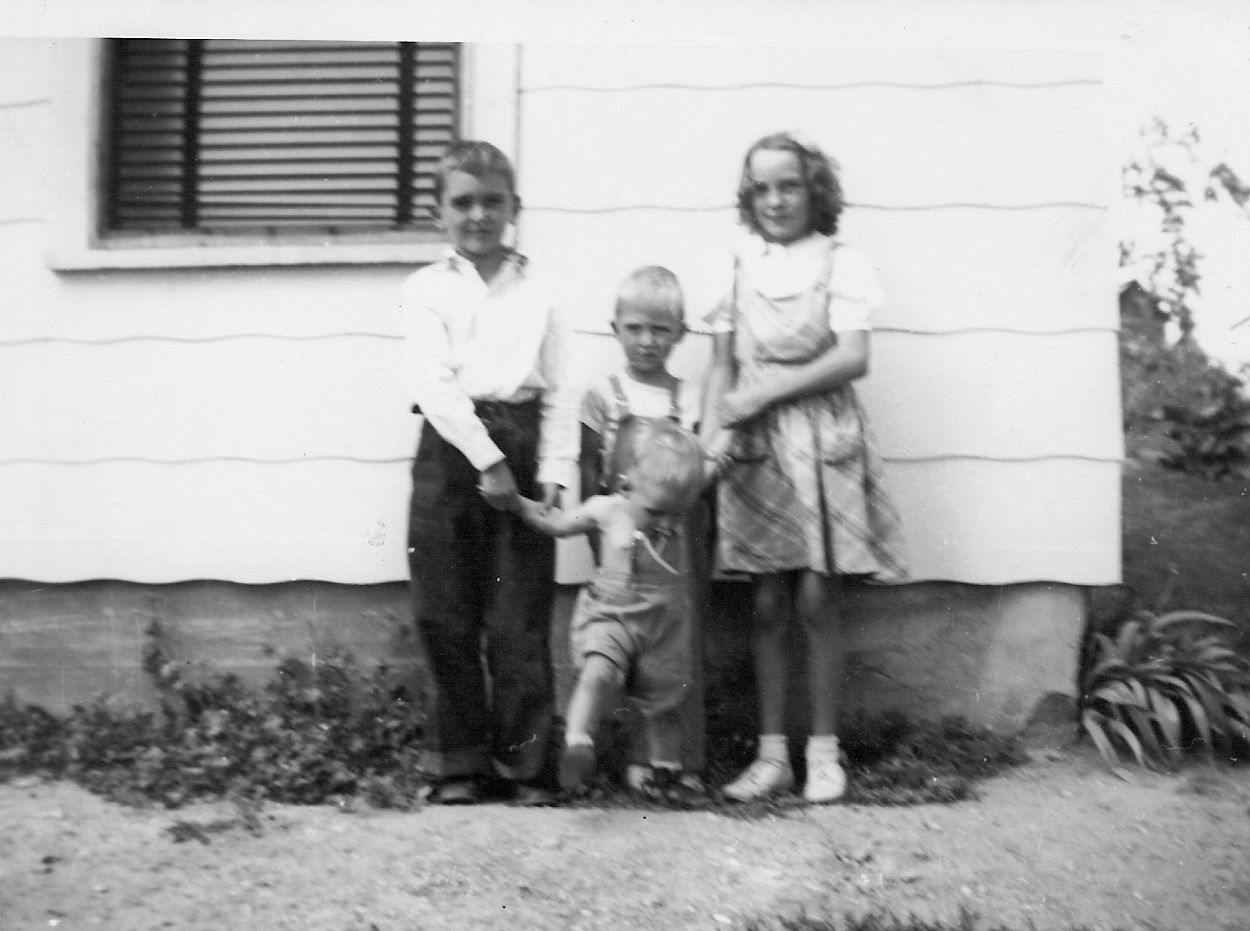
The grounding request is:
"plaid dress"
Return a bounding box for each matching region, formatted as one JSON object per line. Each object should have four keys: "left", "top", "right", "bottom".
{"left": 717, "top": 241, "right": 907, "bottom": 580}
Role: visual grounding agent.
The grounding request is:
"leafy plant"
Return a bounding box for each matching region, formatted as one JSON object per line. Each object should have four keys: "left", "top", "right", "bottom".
{"left": 1159, "top": 364, "right": 1250, "bottom": 480}
{"left": 0, "top": 621, "right": 428, "bottom": 809}
{"left": 1081, "top": 609, "right": 1250, "bottom": 771}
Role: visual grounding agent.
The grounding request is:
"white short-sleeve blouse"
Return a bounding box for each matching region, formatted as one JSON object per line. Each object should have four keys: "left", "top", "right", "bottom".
{"left": 705, "top": 231, "right": 884, "bottom": 335}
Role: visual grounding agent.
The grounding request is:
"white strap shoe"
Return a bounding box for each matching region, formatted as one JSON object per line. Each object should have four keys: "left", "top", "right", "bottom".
{"left": 802, "top": 754, "right": 847, "bottom": 803}
{"left": 721, "top": 758, "right": 795, "bottom": 801}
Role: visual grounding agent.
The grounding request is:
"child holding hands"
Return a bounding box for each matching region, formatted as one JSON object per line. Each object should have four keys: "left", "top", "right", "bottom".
{"left": 702, "top": 132, "right": 907, "bottom": 804}
{"left": 402, "top": 140, "right": 578, "bottom": 805}
{"left": 514, "top": 419, "right": 712, "bottom": 803}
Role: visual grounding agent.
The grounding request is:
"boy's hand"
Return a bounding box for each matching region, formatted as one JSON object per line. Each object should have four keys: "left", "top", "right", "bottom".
{"left": 479, "top": 460, "right": 519, "bottom": 511}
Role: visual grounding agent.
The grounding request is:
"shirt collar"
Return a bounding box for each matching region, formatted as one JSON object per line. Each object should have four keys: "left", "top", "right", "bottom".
{"left": 441, "top": 247, "right": 529, "bottom": 274}
{"left": 737, "top": 229, "right": 825, "bottom": 259}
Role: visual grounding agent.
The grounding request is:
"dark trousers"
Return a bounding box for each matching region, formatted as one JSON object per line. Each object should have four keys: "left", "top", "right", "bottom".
{"left": 407, "top": 400, "right": 556, "bottom": 782}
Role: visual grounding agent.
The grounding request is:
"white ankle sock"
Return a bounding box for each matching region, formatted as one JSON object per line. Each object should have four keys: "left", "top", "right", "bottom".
{"left": 757, "top": 733, "right": 789, "bottom": 763}
{"left": 806, "top": 734, "right": 840, "bottom": 761}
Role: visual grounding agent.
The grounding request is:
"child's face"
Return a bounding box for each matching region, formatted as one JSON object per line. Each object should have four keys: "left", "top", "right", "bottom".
{"left": 437, "top": 170, "right": 517, "bottom": 262}
{"left": 746, "top": 148, "right": 812, "bottom": 245}
{"left": 613, "top": 301, "right": 685, "bottom": 377}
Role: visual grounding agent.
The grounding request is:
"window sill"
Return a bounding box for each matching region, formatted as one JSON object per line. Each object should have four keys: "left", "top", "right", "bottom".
{"left": 47, "top": 239, "right": 446, "bottom": 272}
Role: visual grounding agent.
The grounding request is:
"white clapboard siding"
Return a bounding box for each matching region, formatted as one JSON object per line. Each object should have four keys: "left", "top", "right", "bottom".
{"left": 518, "top": 208, "right": 1113, "bottom": 337}
{"left": 0, "top": 38, "right": 52, "bottom": 105}
{"left": 0, "top": 338, "right": 416, "bottom": 462}
{"left": 0, "top": 461, "right": 411, "bottom": 584}
{"left": 0, "top": 233, "right": 415, "bottom": 342}
{"left": 0, "top": 100, "right": 51, "bottom": 220}
{"left": 518, "top": 89, "right": 1104, "bottom": 212}
{"left": 886, "top": 458, "right": 1121, "bottom": 585}
{"left": 0, "top": 457, "right": 1120, "bottom": 586}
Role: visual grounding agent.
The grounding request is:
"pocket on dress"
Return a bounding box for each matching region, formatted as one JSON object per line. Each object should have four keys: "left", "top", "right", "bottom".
{"left": 816, "top": 404, "right": 863, "bottom": 465}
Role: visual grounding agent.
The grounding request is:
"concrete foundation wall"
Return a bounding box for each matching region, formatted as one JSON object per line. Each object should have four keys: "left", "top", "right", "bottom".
{"left": 1, "top": 579, "right": 1082, "bottom": 735}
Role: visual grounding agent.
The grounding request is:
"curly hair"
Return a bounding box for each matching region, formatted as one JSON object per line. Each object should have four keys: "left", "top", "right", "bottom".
{"left": 432, "top": 140, "right": 519, "bottom": 204}
{"left": 735, "top": 132, "right": 845, "bottom": 237}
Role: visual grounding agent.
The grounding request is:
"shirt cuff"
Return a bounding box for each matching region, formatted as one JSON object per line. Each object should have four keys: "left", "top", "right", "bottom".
{"left": 461, "top": 436, "right": 507, "bottom": 474}
{"left": 536, "top": 459, "right": 576, "bottom": 489}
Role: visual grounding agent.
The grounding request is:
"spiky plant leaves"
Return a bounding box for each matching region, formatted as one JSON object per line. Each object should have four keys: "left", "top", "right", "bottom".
{"left": 1081, "top": 606, "right": 1249, "bottom": 769}
{"left": 1154, "top": 610, "right": 1236, "bottom": 629}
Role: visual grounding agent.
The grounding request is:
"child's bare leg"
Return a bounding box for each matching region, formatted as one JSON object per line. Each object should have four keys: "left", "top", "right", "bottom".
{"left": 750, "top": 574, "right": 794, "bottom": 735}
{"left": 561, "top": 654, "right": 625, "bottom": 790}
{"left": 797, "top": 570, "right": 847, "bottom": 802}
{"left": 797, "top": 571, "right": 843, "bottom": 735}
{"left": 723, "top": 574, "right": 797, "bottom": 800}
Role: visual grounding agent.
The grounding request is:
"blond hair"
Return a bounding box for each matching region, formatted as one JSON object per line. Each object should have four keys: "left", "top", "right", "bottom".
{"left": 619, "top": 419, "right": 704, "bottom": 509}
{"left": 615, "top": 265, "right": 685, "bottom": 326}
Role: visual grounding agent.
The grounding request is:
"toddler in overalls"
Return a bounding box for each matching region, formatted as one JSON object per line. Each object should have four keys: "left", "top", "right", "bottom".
{"left": 512, "top": 419, "right": 713, "bottom": 803}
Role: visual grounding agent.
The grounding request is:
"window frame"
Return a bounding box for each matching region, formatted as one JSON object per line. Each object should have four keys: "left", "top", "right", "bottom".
{"left": 47, "top": 39, "right": 520, "bottom": 271}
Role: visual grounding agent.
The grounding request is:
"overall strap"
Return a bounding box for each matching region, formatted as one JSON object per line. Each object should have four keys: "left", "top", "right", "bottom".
{"left": 667, "top": 379, "right": 682, "bottom": 422}
{"left": 599, "top": 375, "right": 633, "bottom": 493}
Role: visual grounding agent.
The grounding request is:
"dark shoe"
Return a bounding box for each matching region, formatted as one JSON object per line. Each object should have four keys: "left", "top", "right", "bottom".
{"left": 428, "top": 777, "right": 483, "bottom": 805}
{"left": 638, "top": 767, "right": 712, "bottom": 809}
{"left": 512, "top": 782, "right": 560, "bottom": 807}
{"left": 558, "top": 743, "right": 597, "bottom": 792}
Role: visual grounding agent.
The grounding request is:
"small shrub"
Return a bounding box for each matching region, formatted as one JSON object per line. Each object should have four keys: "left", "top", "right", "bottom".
{"left": 839, "top": 714, "right": 1027, "bottom": 806}
{"left": 1081, "top": 609, "right": 1250, "bottom": 770}
{"left": 0, "top": 622, "right": 428, "bottom": 809}
{"left": 1159, "top": 365, "right": 1250, "bottom": 480}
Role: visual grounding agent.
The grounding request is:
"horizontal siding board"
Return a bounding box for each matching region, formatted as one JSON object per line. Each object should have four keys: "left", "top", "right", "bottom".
{"left": 861, "top": 331, "right": 1123, "bottom": 461}
{"left": 0, "top": 458, "right": 1118, "bottom": 586}
{"left": 520, "top": 47, "right": 1102, "bottom": 91}
{"left": 518, "top": 208, "right": 1115, "bottom": 336}
{"left": 0, "top": 230, "right": 413, "bottom": 341}
{"left": 886, "top": 458, "right": 1121, "bottom": 585}
{"left": 0, "top": 329, "right": 1119, "bottom": 464}
{"left": 0, "top": 339, "right": 417, "bottom": 462}
{"left": 0, "top": 103, "right": 52, "bottom": 220}
{"left": 0, "top": 461, "right": 411, "bottom": 584}
{"left": 518, "top": 84, "right": 1105, "bottom": 211}
{"left": 0, "top": 38, "right": 52, "bottom": 105}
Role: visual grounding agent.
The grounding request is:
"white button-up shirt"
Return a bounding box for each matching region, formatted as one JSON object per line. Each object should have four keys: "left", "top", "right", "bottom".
{"left": 401, "top": 249, "right": 578, "bottom": 487}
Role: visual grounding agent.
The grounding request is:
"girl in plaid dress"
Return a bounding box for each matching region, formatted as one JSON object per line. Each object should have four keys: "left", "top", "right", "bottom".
{"left": 701, "top": 132, "right": 907, "bottom": 804}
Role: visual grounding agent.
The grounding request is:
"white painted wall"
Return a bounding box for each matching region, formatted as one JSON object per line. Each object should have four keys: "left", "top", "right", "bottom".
{"left": 0, "top": 38, "right": 1120, "bottom": 586}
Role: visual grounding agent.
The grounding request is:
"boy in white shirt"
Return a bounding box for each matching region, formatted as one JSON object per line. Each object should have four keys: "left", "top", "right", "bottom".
{"left": 402, "top": 140, "right": 578, "bottom": 805}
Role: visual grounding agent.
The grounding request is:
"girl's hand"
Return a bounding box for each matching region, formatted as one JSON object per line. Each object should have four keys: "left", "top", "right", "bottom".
{"left": 479, "top": 460, "right": 519, "bottom": 511}
{"left": 717, "top": 387, "right": 767, "bottom": 427}
{"left": 540, "top": 483, "right": 562, "bottom": 513}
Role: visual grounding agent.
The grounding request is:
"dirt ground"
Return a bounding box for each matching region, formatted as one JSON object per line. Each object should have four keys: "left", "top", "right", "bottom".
{"left": 1, "top": 748, "right": 1247, "bottom": 931}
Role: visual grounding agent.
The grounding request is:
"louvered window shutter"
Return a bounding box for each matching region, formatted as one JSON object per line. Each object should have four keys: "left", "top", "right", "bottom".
{"left": 105, "top": 39, "right": 459, "bottom": 235}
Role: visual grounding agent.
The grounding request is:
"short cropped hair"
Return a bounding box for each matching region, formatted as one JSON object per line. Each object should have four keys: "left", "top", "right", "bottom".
{"left": 433, "top": 140, "right": 518, "bottom": 203}
{"left": 735, "top": 132, "right": 846, "bottom": 237}
{"left": 615, "top": 266, "right": 685, "bottom": 325}
{"left": 620, "top": 420, "right": 704, "bottom": 509}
